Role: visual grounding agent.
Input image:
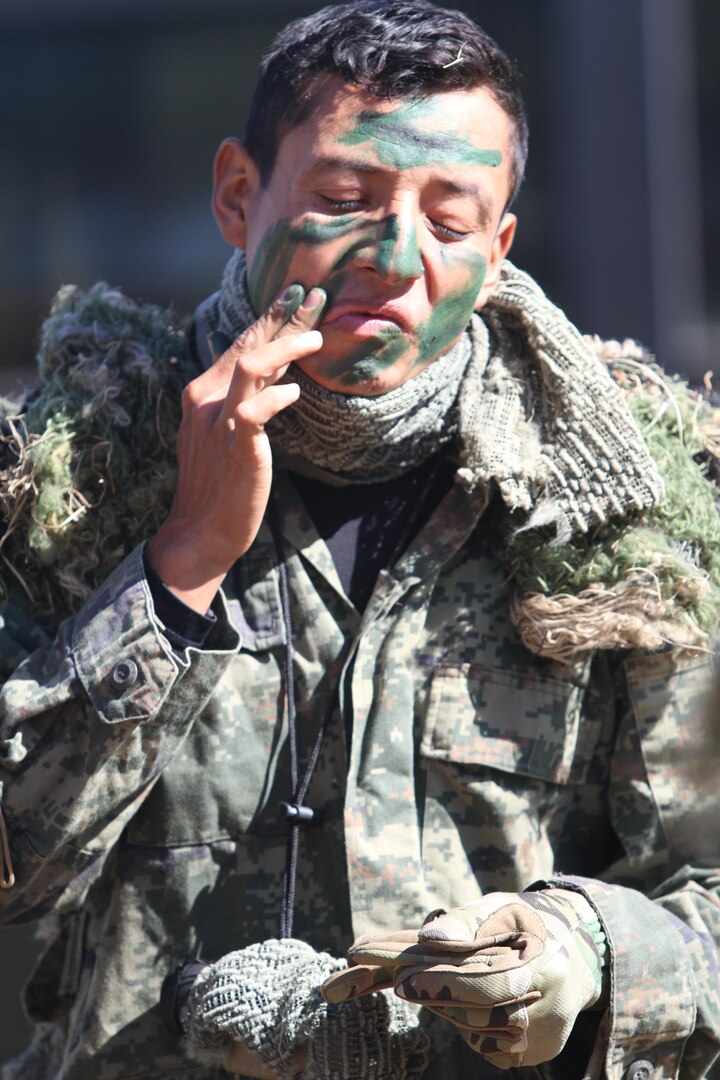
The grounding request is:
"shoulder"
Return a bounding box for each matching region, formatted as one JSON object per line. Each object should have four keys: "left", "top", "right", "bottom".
{"left": 508, "top": 335, "right": 720, "bottom": 662}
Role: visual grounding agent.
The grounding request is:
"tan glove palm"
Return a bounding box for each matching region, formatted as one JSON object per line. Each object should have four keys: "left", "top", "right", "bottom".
{"left": 322, "top": 889, "right": 607, "bottom": 1070}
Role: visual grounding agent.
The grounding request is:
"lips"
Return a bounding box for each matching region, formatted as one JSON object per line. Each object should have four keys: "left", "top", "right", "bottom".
{"left": 323, "top": 301, "right": 412, "bottom": 333}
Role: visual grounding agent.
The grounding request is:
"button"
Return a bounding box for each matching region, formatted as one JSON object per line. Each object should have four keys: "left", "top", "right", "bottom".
{"left": 110, "top": 659, "right": 138, "bottom": 690}
{"left": 625, "top": 1061, "right": 654, "bottom": 1080}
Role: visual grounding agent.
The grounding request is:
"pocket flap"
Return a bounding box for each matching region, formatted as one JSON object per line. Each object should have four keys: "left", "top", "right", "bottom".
{"left": 421, "top": 663, "right": 591, "bottom": 784}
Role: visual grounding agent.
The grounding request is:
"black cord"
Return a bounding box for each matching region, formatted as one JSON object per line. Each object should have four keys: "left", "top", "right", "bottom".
{"left": 270, "top": 503, "right": 330, "bottom": 940}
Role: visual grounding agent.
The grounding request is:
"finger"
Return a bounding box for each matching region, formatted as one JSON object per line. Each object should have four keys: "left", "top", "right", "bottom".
{"left": 223, "top": 330, "right": 322, "bottom": 412}
{"left": 393, "top": 963, "right": 538, "bottom": 1009}
{"left": 274, "top": 287, "right": 327, "bottom": 340}
{"left": 348, "top": 928, "right": 448, "bottom": 970}
{"left": 205, "top": 284, "right": 307, "bottom": 380}
{"left": 415, "top": 999, "right": 528, "bottom": 1036}
{"left": 320, "top": 963, "right": 395, "bottom": 1005}
{"left": 197, "top": 286, "right": 325, "bottom": 400}
{"left": 264, "top": 288, "right": 328, "bottom": 384}
{"left": 235, "top": 382, "right": 301, "bottom": 430}
{"left": 183, "top": 329, "right": 317, "bottom": 415}
{"left": 229, "top": 284, "right": 327, "bottom": 362}
{"left": 418, "top": 902, "right": 546, "bottom": 967}
{"left": 236, "top": 283, "right": 307, "bottom": 351}
{"left": 460, "top": 1026, "right": 528, "bottom": 1068}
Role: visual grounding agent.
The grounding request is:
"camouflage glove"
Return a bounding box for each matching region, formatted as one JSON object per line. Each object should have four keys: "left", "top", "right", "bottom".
{"left": 322, "top": 889, "right": 607, "bottom": 1070}
{"left": 180, "top": 937, "right": 429, "bottom": 1079}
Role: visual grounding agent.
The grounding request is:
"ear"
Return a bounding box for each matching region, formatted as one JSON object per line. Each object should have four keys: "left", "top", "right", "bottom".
{"left": 212, "top": 137, "right": 261, "bottom": 249}
{"left": 474, "top": 212, "right": 517, "bottom": 310}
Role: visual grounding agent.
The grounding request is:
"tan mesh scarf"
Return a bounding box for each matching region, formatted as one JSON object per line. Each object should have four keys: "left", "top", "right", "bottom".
{"left": 205, "top": 249, "right": 663, "bottom": 539}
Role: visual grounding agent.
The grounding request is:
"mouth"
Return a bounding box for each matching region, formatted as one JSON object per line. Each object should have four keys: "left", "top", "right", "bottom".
{"left": 323, "top": 302, "right": 412, "bottom": 335}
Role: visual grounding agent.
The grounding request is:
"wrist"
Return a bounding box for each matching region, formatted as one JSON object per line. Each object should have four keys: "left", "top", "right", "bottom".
{"left": 544, "top": 888, "right": 608, "bottom": 1009}
{"left": 146, "top": 526, "right": 232, "bottom": 615}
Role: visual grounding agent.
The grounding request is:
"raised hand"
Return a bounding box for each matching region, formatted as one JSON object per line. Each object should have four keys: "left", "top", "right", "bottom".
{"left": 146, "top": 284, "right": 325, "bottom": 613}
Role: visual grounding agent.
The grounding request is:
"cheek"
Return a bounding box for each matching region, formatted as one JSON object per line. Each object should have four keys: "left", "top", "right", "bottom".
{"left": 247, "top": 217, "right": 367, "bottom": 313}
{"left": 418, "top": 253, "right": 487, "bottom": 361}
{"left": 246, "top": 219, "right": 295, "bottom": 314}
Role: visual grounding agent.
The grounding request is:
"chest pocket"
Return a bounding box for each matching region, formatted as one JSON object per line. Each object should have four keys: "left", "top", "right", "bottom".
{"left": 418, "top": 661, "right": 598, "bottom": 902}
{"left": 421, "top": 662, "right": 596, "bottom": 785}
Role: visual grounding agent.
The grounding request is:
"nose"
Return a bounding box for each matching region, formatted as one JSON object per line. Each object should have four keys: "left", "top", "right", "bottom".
{"left": 371, "top": 212, "right": 424, "bottom": 284}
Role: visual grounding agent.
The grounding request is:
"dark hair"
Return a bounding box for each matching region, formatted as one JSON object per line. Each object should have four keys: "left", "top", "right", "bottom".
{"left": 244, "top": 0, "right": 529, "bottom": 206}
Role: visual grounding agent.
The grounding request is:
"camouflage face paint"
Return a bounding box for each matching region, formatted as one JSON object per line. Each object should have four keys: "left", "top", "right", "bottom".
{"left": 339, "top": 98, "right": 503, "bottom": 171}
{"left": 248, "top": 215, "right": 363, "bottom": 313}
{"left": 374, "top": 214, "right": 423, "bottom": 281}
{"left": 323, "top": 328, "right": 409, "bottom": 388}
{"left": 416, "top": 251, "right": 488, "bottom": 366}
{"left": 248, "top": 211, "right": 423, "bottom": 318}
{"left": 247, "top": 214, "right": 413, "bottom": 385}
{"left": 248, "top": 214, "right": 486, "bottom": 386}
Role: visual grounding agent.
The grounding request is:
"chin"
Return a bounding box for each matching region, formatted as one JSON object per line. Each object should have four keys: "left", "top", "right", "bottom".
{"left": 296, "top": 360, "right": 417, "bottom": 397}
{"left": 294, "top": 341, "right": 412, "bottom": 394}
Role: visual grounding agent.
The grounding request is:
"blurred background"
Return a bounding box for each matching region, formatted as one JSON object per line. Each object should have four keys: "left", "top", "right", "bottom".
{"left": 0, "top": 0, "right": 718, "bottom": 1065}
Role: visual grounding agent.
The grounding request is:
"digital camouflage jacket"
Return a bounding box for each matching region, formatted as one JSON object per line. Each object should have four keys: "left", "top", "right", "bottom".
{"left": 0, "top": 291, "right": 719, "bottom": 1080}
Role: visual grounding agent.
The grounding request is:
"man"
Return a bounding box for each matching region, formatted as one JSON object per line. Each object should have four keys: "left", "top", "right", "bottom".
{"left": 0, "top": 2, "right": 718, "bottom": 1078}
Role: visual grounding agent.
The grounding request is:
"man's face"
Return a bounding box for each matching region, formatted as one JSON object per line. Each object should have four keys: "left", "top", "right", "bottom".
{"left": 214, "top": 80, "right": 517, "bottom": 396}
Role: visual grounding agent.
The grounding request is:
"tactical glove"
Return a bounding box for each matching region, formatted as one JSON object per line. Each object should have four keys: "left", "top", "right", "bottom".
{"left": 179, "top": 937, "right": 429, "bottom": 1079}
{"left": 322, "top": 889, "right": 607, "bottom": 1070}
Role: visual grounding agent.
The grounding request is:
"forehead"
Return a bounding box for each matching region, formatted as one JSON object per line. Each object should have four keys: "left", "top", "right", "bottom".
{"left": 274, "top": 79, "right": 514, "bottom": 183}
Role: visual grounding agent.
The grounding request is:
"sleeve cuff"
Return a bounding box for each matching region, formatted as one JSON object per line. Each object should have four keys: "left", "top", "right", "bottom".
{"left": 71, "top": 546, "right": 239, "bottom": 724}
{"left": 143, "top": 550, "right": 217, "bottom": 652}
{"left": 543, "top": 874, "right": 696, "bottom": 1079}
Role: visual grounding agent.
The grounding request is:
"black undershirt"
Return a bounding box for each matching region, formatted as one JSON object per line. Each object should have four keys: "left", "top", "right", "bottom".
{"left": 292, "top": 457, "right": 455, "bottom": 610}
{"left": 145, "top": 456, "right": 455, "bottom": 647}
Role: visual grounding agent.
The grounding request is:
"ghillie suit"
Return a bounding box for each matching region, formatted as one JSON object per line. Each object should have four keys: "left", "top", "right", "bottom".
{"left": 0, "top": 285, "right": 197, "bottom": 629}
{"left": 0, "top": 281, "right": 718, "bottom": 663}
{"left": 509, "top": 340, "right": 720, "bottom": 661}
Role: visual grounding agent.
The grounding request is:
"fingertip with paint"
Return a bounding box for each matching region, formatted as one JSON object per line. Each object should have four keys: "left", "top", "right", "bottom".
{"left": 301, "top": 287, "right": 327, "bottom": 313}
{"left": 278, "top": 283, "right": 305, "bottom": 315}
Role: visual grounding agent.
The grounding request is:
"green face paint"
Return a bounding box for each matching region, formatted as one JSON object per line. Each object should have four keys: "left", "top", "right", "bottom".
{"left": 374, "top": 214, "right": 423, "bottom": 281}
{"left": 324, "top": 328, "right": 409, "bottom": 388}
{"left": 248, "top": 215, "right": 362, "bottom": 313}
{"left": 339, "top": 98, "right": 503, "bottom": 171}
{"left": 416, "top": 252, "right": 487, "bottom": 366}
{"left": 246, "top": 94, "right": 494, "bottom": 387}
{"left": 248, "top": 212, "right": 486, "bottom": 386}
{"left": 247, "top": 215, "right": 413, "bottom": 385}
{"left": 247, "top": 211, "right": 423, "bottom": 312}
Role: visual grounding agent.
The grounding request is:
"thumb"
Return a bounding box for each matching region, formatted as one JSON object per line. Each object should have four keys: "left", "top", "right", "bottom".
{"left": 321, "top": 962, "right": 395, "bottom": 1004}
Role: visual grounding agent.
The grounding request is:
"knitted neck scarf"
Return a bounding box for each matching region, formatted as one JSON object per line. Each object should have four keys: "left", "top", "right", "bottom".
{"left": 202, "top": 249, "right": 663, "bottom": 540}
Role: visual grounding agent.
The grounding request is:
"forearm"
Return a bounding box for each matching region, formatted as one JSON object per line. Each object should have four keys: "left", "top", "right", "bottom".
{"left": 586, "top": 646, "right": 720, "bottom": 1077}
{"left": 549, "top": 872, "right": 720, "bottom": 1080}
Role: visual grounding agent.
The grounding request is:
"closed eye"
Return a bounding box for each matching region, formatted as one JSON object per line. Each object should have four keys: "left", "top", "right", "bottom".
{"left": 319, "top": 195, "right": 366, "bottom": 212}
{"left": 430, "top": 219, "right": 470, "bottom": 240}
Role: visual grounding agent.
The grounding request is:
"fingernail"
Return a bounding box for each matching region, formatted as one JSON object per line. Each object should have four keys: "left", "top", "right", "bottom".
{"left": 279, "top": 283, "right": 304, "bottom": 304}
{"left": 302, "top": 288, "right": 326, "bottom": 312}
{"left": 208, "top": 330, "right": 232, "bottom": 360}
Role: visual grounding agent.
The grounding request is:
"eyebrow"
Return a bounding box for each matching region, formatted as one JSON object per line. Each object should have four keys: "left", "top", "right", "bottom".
{"left": 303, "top": 157, "right": 492, "bottom": 213}
{"left": 304, "top": 156, "right": 383, "bottom": 178}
